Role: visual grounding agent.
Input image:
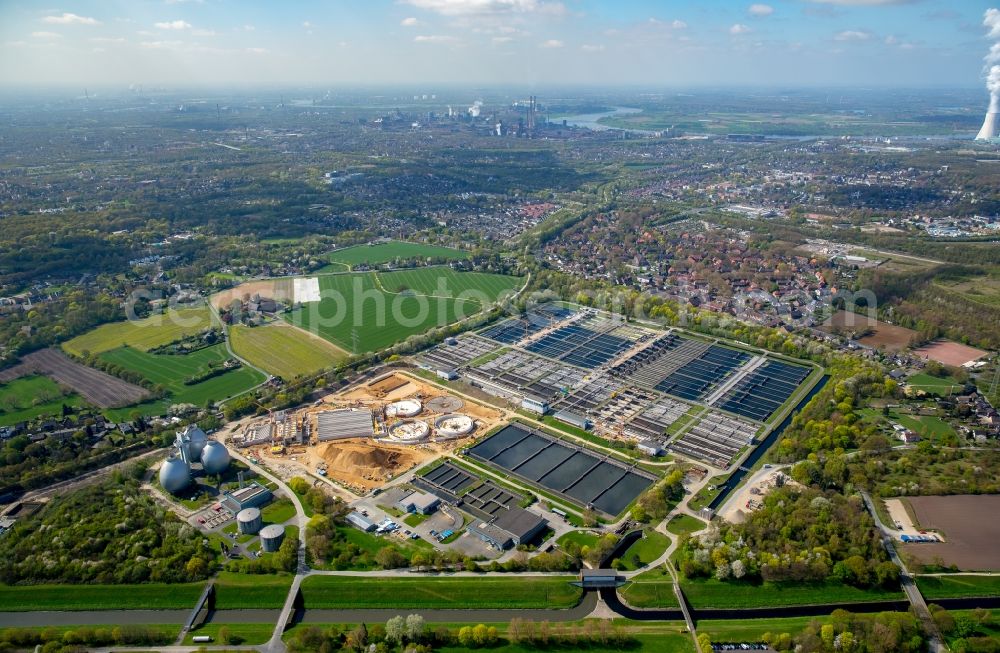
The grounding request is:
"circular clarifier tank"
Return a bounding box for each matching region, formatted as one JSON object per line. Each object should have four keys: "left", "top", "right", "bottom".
{"left": 386, "top": 399, "right": 422, "bottom": 418}
{"left": 433, "top": 414, "right": 475, "bottom": 440}
{"left": 387, "top": 419, "right": 430, "bottom": 443}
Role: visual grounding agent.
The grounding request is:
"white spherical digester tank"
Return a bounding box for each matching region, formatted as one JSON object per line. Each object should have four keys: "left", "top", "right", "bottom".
{"left": 386, "top": 399, "right": 422, "bottom": 418}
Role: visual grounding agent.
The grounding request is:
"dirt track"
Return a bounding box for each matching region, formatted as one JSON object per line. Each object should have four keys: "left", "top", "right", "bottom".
{"left": 0, "top": 348, "right": 149, "bottom": 408}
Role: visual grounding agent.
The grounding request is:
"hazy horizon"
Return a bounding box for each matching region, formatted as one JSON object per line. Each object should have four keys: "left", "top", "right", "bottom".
{"left": 0, "top": 0, "right": 997, "bottom": 88}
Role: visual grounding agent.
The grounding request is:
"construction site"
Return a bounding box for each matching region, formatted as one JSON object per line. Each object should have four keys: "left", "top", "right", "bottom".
{"left": 230, "top": 371, "right": 504, "bottom": 493}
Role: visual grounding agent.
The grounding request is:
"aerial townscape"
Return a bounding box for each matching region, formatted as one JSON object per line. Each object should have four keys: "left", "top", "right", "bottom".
{"left": 2, "top": 1, "right": 1000, "bottom": 652}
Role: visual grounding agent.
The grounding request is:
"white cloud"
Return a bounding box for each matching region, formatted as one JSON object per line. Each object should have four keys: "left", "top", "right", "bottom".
{"left": 580, "top": 43, "right": 604, "bottom": 52}
{"left": 241, "top": 25, "right": 255, "bottom": 31}
{"left": 140, "top": 40, "right": 184, "bottom": 49}
{"left": 884, "top": 34, "right": 897, "bottom": 45}
{"left": 986, "top": 8, "right": 1000, "bottom": 40}
{"left": 540, "top": 38, "right": 563, "bottom": 48}
{"left": 155, "top": 20, "right": 192, "bottom": 30}
{"left": 246, "top": 47, "right": 267, "bottom": 54}
{"left": 834, "top": 29, "right": 873, "bottom": 41}
{"left": 31, "top": 31, "right": 62, "bottom": 39}
{"left": 401, "top": 17, "right": 419, "bottom": 26}
{"left": 414, "top": 34, "right": 460, "bottom": 43}
{"left": 748, "top": 4, "right": 774, "bottom": 17}
{"left": 43, "top": 13, "right": 100, "bottom": 26}
{"left": 492, "top": 35, "right": 513, "bottom": 44}
{"left": 91, "top": 36, "right": 126, "bottom": 43}
{"left": 402, "top": 0, "right": 566, "bottom": 17}
{"left": 302, "top": 21, "right": 312, "bottom": 28}
{"left": 192, "top": 29, "right": 216, "bottom": 37}
{"left": 649, "top": 18, "right": 687, "bottom": 30}
{"left": 729, "top": 23, "right": 752, "bottom": 35}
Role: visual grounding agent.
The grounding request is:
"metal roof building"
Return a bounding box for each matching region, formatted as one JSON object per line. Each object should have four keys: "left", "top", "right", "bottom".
{"left": 346, "top": 512, "right": 376, "bottom": 532}
{"left": 468, "top": 507, "right": 547, "bottom": 550}
{"left": 397, "top": 491, "right": 441, "bottom": 515}
{"left": 221, "top": 481, "right": 273, "bottom": 514}
{"left": 315, "top": 408, "right": 375, "bottom": 442}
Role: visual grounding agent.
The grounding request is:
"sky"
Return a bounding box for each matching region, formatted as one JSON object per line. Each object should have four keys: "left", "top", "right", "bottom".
{"left": 0, "top": 0, "right": 996, "bottom": 89}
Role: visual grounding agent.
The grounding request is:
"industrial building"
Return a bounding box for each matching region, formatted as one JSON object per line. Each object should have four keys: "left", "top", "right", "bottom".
{"left": 468, "top": 508, "right": 548, "bottom": 551}
{"left": 315, "top": 408, "right": 375, "bottom": 442}
{"left": 347, "top": 511, "right": 377, "bottom": 532}
{"left": 221, "top": 481, "right": 273, "bottom": 514}
{"left": 397, "top": 491, "right": 440, "bottom": 515}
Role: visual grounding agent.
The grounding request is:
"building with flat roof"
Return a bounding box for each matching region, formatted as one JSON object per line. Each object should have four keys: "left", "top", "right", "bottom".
{"left": 221, "top": 481, "right": 273, "bottom": 514}
{"left": 315, "top": 408, "right": 375, "bottom": 442}
{"left": 577, "top": 568, "right": 623, "bottom": 588}
{"left": 346, "top": 511, "right": 376, "bottom": 532}
{"left": 397, "top": 491, "right": 441, "bottom": 515}
{"left": 468, "top": 506, "right": 547, "bottom": 550}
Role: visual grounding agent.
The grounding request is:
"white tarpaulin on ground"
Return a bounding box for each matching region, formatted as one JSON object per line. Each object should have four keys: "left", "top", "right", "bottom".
{"left": 293, "top": 277, "right": 321, "bottom": 303}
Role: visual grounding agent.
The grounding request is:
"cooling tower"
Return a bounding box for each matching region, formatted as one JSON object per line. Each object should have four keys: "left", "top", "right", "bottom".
{"left": 976, "top": 111, "right": 1000, "bottom": 140}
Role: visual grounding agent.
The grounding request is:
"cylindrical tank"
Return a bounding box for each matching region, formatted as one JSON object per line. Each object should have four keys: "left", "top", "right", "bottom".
{"left": 386, "top": 399, "right": 422, "bottom": 418}
{"left": 387, "top": 420, "right": 430, "bottom": 443}
{"left": 159, "top": 456, "right": 191, "bottom": 494}
{"left": 236, "top": 507, "right": 263, "bottom": 535}
{"left": 201, "top": 440, "right": 231, "bottom": 475}
{"left": 184, "top": 426, "right": 208, "bottom": 462}
{"left": 434, "top": 414, "right": 475, "bottom": 439}
{"left": 259, "top": 524, "right": 285, "bottom": 552}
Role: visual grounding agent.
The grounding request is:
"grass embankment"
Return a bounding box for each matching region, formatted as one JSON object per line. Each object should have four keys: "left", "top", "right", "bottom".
{"left": 261, "top": 498, "right": 298, "bottom": 524}
{"left": 917, "top": 575, "right": 1000, "bottom": 600}
{"left": 184, "top": 622, "right": 275, "bottom": 645}
{"left": 0, "top": 582, "right": 205, "bottom": 611}
{"left": 229, "top": 323, "right": 346, "bottom": 379}
{"left": 666, "top": 514, "right": 706, "bottom": 536}
{"left": 299, "top": 576, "right": 582, "bottom": 609}
{"left": 615, "top": 531, "right": 671, "bottom": 571}
{"left": 680, "top": 579, "right": 905, "bottom": 609}
{"left": 214, "top": 571, "right": 294, "bottom": 609}
{"left": 63, "top": 306, "right": 212, "bottom": 357}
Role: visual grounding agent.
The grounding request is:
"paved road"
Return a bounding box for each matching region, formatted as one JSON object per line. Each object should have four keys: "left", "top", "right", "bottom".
{"left": 861, "top": 490, "right": 946, "bottom": 653}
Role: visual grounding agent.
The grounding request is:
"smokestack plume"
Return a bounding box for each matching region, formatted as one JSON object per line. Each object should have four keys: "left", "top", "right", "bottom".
{"left": 977, "top": 8, "right": 1000, "bottom": 140}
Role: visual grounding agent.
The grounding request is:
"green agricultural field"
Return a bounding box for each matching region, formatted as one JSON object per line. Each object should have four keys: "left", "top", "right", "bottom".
{"left": 614, "top": 531, "right": 671, "bottom": 571}
{"left": 63, "top": 306, "right": 213, "bottom": 357}
{"left": 214, "top": 571, "right": 294, "bottom": 609}
{"left": 0, "top": 375, "right": 85, "bottom": 426}
{"left": 284, "top": 272, "right": 498, "bottom": 353}
{"left": 679, "top": 579, "right": 905, "bottom": 609}
{"left": 229, "top": 323, "right": 346, "bottom": 380}
{"left": 379, "top": 267, "right": 521, "bottom": 302}
{"left": 300, "top": 576, "right": 582, "bottom": 609}
{"left": 327, "top": 241, "right": 470, "bottom": 269}
{"left": 0, "top": 582, "right": 205, "bottom": 611}
{"left": 99, "top": 343, "right": 265, "bottom": 415}
{"left": 917, "top": 574, "right": 1000, "bottom": 599}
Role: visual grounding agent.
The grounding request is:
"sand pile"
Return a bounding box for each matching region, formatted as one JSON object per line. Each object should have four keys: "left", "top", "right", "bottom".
{"left": 316, "top": 441, "right": 427, "bottom": 488}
